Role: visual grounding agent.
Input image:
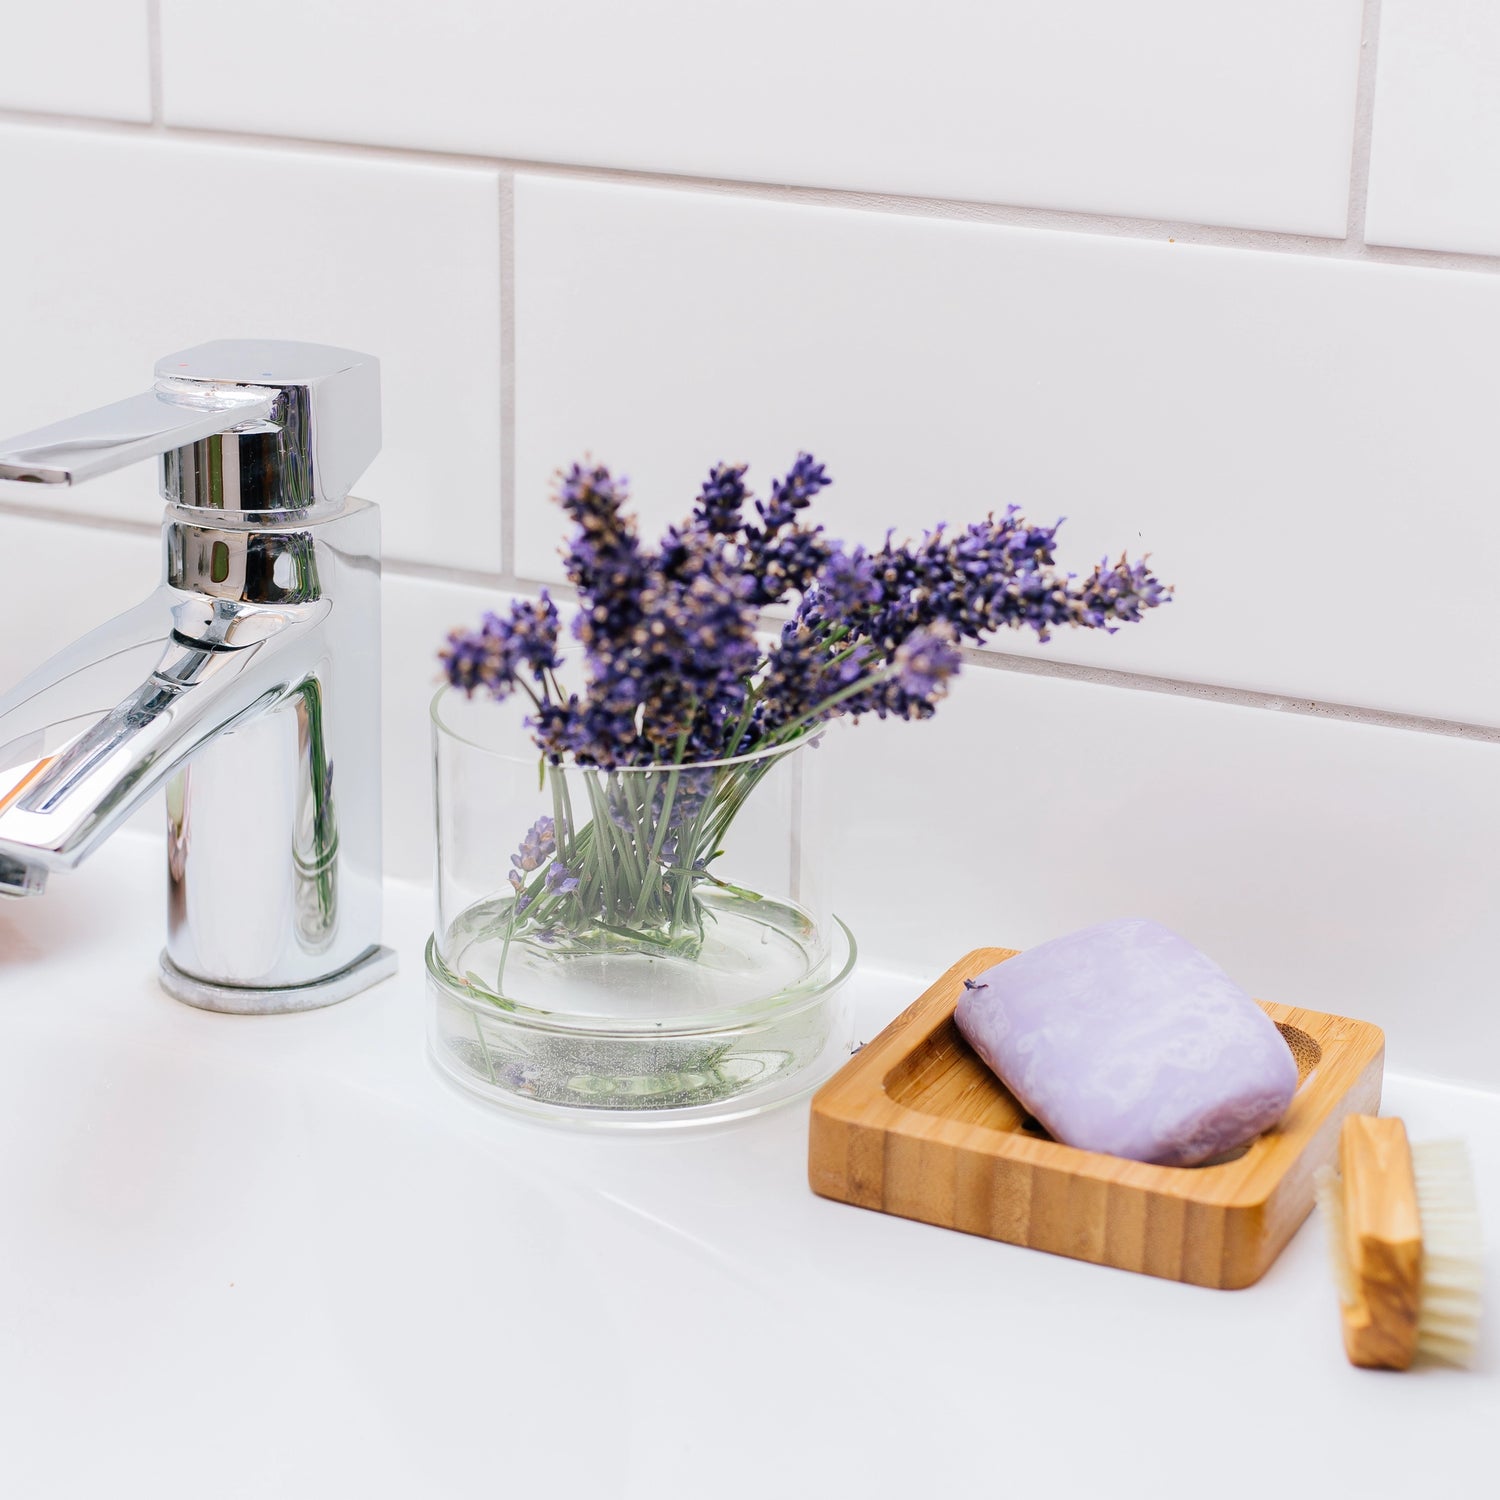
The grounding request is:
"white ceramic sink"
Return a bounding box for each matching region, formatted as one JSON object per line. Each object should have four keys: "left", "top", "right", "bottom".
{"left": 2, "top": 833, "right": 1497, "bottom": 1498}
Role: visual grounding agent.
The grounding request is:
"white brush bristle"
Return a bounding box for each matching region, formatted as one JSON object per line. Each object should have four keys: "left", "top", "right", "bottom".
{"left": 1314, "top": 1163, "right": 1356, "bottom": 1307}
{"left": 1411, "top": 1139, "right": 1484, "bottom": 1368}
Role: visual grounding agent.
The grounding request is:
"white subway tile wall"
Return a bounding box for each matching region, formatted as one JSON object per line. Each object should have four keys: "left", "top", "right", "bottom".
{"left": 0, "top": 513, "right": 159, "bottom": 689}
{"left": 158, "top": 0, "right": 1364, "bottom": 235}
{"left": 0, "top": 4, "right": 152, "bottom": 122}
{"left": 1366, "top": 0, "right": 1500, "bottom": 255}
{"left": 0, "top": 512, "right": 164, "bottom": 843}
{"left": 381, "top": 573, "right": 498, "bottom": 883}
{"left": 0, "top": 126, "right": 504, "bottom": 573}
{"left": 3, "top": 9, "right": 1498, "bottom": 1086}
{"left": 825, "top": 664, "right": 1500, "bottom": 1091}
{"left": 514, "top": 174, "right": 1500, "bottom": 727}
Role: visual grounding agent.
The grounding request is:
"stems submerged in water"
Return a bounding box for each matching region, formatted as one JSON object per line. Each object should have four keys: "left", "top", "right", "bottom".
{"left": 492, "top": 736, "right": 806, "bottom": 994}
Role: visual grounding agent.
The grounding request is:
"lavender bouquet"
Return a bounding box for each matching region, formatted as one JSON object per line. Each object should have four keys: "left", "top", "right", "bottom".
{"left": 440, "top": 454, "right": 1169, "bottom": 990}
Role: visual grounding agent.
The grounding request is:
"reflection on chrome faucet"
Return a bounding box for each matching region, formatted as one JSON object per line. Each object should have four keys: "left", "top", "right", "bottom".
{"left": 0, "top": 341, "right": 395, "bottom": 1012}
{"left": 291, "top": 675, "right": 340, "bottom": 954}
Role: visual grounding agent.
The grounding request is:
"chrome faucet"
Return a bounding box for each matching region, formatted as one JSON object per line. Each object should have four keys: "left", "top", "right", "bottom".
{"left": 0, "top": 340, "right": 395, "bottom": 1012}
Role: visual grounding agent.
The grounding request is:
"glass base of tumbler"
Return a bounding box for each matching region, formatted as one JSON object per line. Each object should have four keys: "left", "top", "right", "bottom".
{"left": 426, "top": 915, "right": 857, "bottom": 1128}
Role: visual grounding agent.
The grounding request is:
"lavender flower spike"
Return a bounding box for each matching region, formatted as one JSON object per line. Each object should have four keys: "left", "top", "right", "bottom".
{"left": 894, "top": 624, "right": 962, "bottom": 705}
{"left": 439, "top": 450, "right": 1173, "bottom": 975}
{"left": 442, "top": 595, "right": 563, "bottom": 699}
{"left": 440, "top": 613, "right": 515, "bottom": 699}
{"left": 693, "top": 462, "right": 750, "bottom": 539}
{"left": 817, "top": 544, "right": 881, "bottom": 616}
{"left": 510, "top": 815, "right": 557, "bottom": 873}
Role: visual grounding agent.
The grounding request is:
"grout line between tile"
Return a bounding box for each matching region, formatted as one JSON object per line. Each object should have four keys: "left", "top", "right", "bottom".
{"left": 2, "top": 493, "right": 1493, "bottom": 742}
{"left": 498, "top": 171, "right": 517, "bottom": 579}
{"left": 383, "top": 556, "right": 506, "bottom": 591}
{"left": 0, "top": 495, "right": 159, "bottom": 540}
{"left": 0, "top": 494, "right": 506, "bottom": 586}
{"left": 962, "top": 647, "right": 1500, "bottom": 744}
{"left": 1345, "top": 0, "right": 1385, "bottom": 245}
{"left": 145, "top": 0, "right": 164, "bottom": 127}
{"left": 2, "top": 104, "right": 1499, "bottom": 277}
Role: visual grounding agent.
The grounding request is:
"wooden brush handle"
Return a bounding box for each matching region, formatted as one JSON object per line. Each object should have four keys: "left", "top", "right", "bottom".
{"left": 1338, "top": 1115, "right": 1422, "bottom": 1370}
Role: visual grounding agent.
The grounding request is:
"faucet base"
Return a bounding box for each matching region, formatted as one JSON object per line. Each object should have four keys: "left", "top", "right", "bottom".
{"left": 157, "top": 945, "right": 398, "bottom": 1015}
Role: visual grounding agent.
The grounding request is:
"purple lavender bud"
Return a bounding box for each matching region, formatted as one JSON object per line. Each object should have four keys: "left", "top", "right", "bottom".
{"left": 554, "top": 462, "right": 651, "bottom": 652}
{"left": 817, "top": 544, "right": 880, "bottom": 615}
{"left": 440, "top": 594, "right": 562, "bottom": 698}
{"left": 1070, "top": 553, "right": 1172, "bottom": 631}
{"left": 757, "top": 453, "right": 831, "bottom": 530}
{"left": 738, "top": 453, "right": 834, "bottom": 609}
{"left": 509, "top": 815, "right": 557, "bottom": 873}
{"left": 509, "top": 591, "right": 563, "bottom": 674}
{"left": 694, "top": 462, "right": 750, "bottom": 538}
{"left": 893, "top": 625, "right": 962, "bottom": 703}
{"left": 440, "top": 612, "right": 518, "bottom": 699}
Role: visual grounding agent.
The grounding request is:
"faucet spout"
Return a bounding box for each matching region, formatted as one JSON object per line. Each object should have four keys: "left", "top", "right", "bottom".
{"left": 0, "top": 593, "right": 329, "bottom": 876}
{"left": 0, "top": 851, "right": 47, "bottom": 899}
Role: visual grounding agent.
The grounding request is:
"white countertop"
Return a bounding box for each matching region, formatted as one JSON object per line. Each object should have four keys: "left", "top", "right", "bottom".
{"left": 1, "top": 832, "right": 1495, "bottom": 1499}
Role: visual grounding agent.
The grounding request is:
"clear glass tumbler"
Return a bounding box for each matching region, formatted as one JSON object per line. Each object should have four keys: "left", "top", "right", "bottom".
{"left": 427, "top": 687, "right": 856, "bottom": 1124}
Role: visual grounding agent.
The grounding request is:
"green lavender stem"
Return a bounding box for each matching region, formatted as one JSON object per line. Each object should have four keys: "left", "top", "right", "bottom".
{"left": 487, "top": 716, "right": 845, "bottom": 997}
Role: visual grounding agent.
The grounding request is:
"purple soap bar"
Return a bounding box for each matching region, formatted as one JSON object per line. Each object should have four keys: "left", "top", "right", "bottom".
{"left": 955, "top": 919, "right": 1298, "bottom": 1167}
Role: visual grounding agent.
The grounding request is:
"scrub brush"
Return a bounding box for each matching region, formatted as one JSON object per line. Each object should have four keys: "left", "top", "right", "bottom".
{"left": 1314, "top": 1114, "right": 1483, "bottom": 1369}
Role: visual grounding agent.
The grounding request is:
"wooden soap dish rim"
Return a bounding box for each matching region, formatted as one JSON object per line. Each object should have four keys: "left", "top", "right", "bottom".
{"left": 809, "top": 946, "right": 1387, "bottom": 1287}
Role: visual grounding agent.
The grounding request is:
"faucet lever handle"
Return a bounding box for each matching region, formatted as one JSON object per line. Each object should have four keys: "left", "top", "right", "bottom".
{"left": 0, "top": 383, "right": 277, "bottom": 487}
{"left": 0, "top": 339, "right": 380, "bottom": 514}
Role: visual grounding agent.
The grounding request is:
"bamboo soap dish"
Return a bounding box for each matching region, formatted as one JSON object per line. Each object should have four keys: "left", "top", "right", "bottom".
{"left": 809, "top": 947, "right": 1386, "bottom": 1289}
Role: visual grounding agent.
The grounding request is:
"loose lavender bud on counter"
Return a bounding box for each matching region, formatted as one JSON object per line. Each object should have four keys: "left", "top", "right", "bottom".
{"left": 955, "top": 919, "right": 1299, "bottom": 1167}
